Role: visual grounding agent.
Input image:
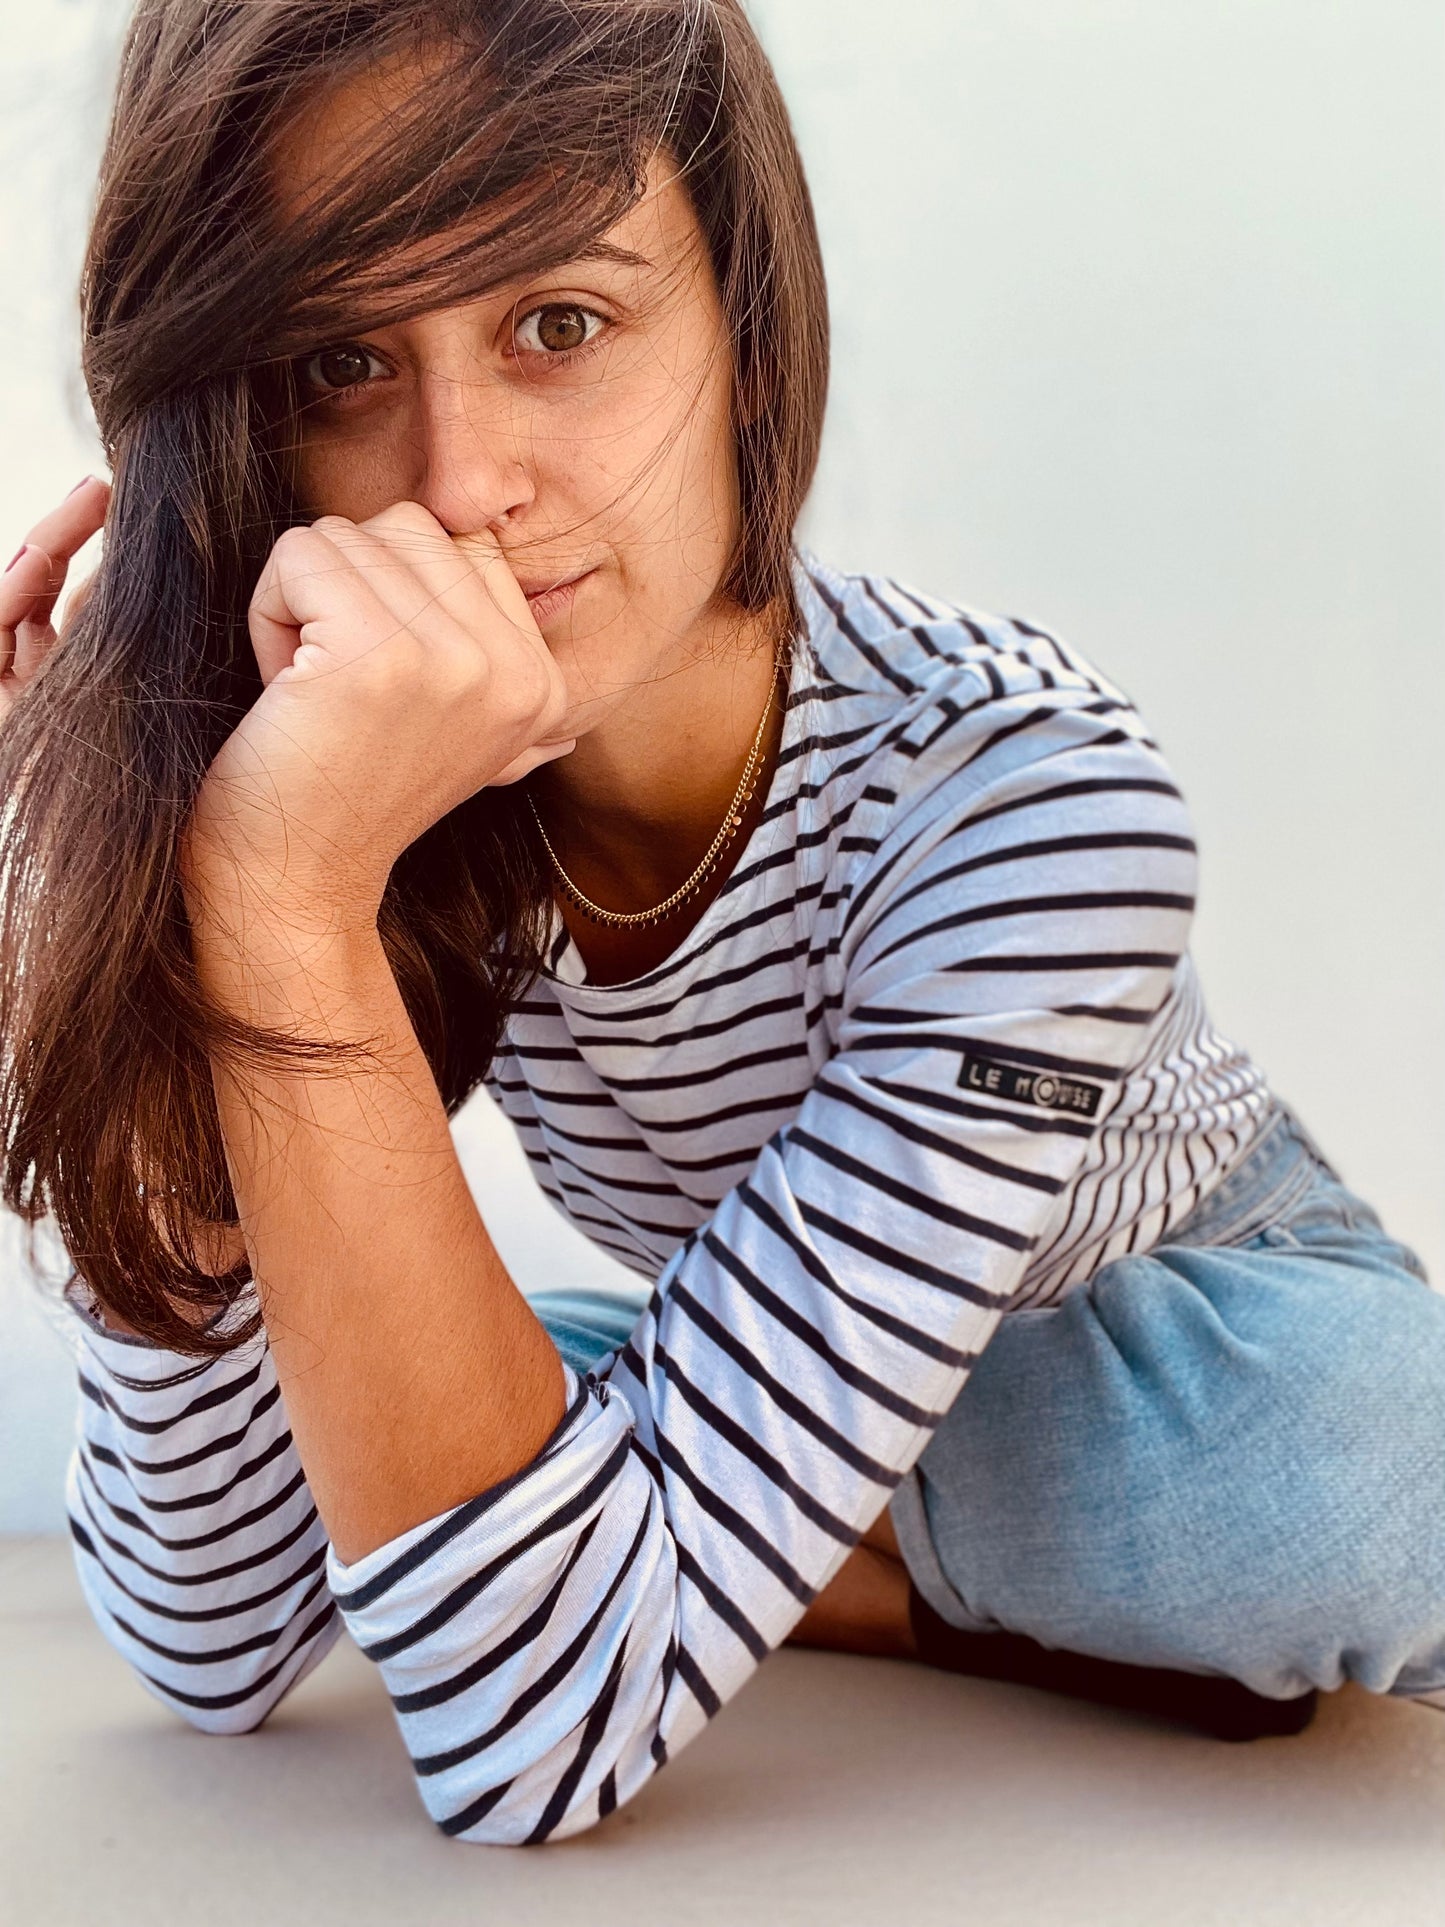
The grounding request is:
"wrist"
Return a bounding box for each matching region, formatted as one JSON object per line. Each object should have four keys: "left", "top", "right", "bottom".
{"left": 182, "top": 851, "right": 393, "bottom": 1040}
{"left": 181, "top": 835, "right": 383, "bottom": 948}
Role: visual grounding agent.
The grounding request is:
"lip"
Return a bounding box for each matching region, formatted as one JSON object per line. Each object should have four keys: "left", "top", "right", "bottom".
{"left": 520, "top": 566, "right": 597, "bottom": 621}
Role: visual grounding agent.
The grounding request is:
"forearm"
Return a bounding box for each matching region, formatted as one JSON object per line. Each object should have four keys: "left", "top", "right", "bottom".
{"left": 187, "top": 871, "right": 565, "bottom": 1565}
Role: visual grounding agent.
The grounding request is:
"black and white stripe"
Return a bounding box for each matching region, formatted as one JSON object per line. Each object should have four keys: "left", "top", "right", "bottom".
{"left": 62, "top": 1316, "right": 343, "bottom": 1730}
{"left": 63, "top": 548, "right": 1270, "bottom": 1841}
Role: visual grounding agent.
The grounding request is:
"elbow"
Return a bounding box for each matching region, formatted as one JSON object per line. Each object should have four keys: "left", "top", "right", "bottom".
{"left": 411, "top": 1748, "right": 624, "bottom": 1849}
{"left": 171, "top": 1698, "right": 276, "bottom": 1740}
{"left": 138, "top": 1603, "right": 345, "bottom": 1739}
{"left": 409, "top": 1712, "right": 652, "bottom": 1848}
{"left": 424, "top": 1792, "right": 612, "bottom": 1850}
{"left": 148, "top": 1673, "right": 300, "bottom": 1740}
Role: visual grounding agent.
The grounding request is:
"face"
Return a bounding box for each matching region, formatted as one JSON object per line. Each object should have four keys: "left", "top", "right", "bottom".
{"left": 271, "top": 57, "right": 753, "bottom": 744}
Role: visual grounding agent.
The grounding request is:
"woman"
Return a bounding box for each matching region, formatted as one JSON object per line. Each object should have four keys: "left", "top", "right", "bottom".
{"left": 2, "top": 0, "right": 1442, "bottom": 1847}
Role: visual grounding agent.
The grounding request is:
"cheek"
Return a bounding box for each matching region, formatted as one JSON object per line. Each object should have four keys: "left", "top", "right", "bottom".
{"left": 292, "top": 422, "right": 411, "bottom": 520}
{"left": 580, "top": 365, "right": 736, "bottom": 546}
{"left": 641, "top": 373, "right": 739, "bottom": 567}
{"left": 527, "top": 410, "right": 670, "bottom": 561}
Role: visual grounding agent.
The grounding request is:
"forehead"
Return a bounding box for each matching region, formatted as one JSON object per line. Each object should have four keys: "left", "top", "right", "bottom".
{"left": 269, "top": 48, "right": 702, "bottom": 283}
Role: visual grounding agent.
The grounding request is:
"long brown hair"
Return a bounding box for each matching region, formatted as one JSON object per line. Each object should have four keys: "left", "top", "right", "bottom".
{"left": 0, "top": 0, "right": 829, "bottom": 1356}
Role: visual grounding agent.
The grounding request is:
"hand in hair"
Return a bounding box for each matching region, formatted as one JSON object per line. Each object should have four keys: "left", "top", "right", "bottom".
{"left": 0, "top": 476, "right": 110, "bottom": 719}
{"left": 182, "top": 498, "right": 576, "bottom": 927}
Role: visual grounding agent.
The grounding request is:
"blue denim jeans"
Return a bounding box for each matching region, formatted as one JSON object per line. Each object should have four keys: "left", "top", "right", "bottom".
{"left": 891, "top": 1097, "right": 1445, "bottom": 1701}
{"left": 532, "top": 1098, "right": 1445, "bottom": 1703}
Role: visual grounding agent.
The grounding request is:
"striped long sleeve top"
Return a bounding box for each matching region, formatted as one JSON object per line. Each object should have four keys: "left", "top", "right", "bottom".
{"left": 60, "top": 549, "right": 1272, "bottom": 1842}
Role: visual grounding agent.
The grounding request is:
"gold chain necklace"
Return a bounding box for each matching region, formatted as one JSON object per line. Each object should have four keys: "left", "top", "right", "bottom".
{"left": 526, "top": 668, "right": 781, "bottom": 930}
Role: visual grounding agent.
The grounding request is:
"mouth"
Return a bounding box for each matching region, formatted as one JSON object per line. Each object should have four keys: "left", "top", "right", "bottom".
{"left": 518, "top": 566, "right": 597, "bottom": 622}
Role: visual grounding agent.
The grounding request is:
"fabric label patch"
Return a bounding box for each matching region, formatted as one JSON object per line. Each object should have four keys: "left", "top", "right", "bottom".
{"left": 958, "top": 1050, "right": 1104, "bottom": 1118}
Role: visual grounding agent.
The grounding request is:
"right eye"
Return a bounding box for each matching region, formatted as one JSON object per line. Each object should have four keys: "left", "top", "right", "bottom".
{"left": 298, "top": 343, "right": 390, "bottom": 400}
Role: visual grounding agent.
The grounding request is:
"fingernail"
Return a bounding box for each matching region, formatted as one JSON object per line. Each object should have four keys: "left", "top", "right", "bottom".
{"left": 5, "top": 545, "right": 28, "bottom": 572}
{"left": 65, "top": 475, "right": 97, "bottom": 497}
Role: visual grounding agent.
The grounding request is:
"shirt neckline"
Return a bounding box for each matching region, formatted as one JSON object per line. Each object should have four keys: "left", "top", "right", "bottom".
{"left": 540, "top": 550, "right": 831, "bottom": 1007}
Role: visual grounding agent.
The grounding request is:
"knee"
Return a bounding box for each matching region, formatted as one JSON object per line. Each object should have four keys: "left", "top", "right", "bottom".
{"left": 1077, "top": 1250, "right": 1445, "bottom": 1688}
{"left": 914, "top": 1250, "right": 1445, "bottom": 1692}
{"left": 1164, "top": 1258, "right": 1445, "bottom": 1689}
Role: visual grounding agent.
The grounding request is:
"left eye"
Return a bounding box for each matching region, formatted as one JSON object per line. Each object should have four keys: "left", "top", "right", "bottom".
{"left": 513, "top": 303, "right": 607, "bottom": 357}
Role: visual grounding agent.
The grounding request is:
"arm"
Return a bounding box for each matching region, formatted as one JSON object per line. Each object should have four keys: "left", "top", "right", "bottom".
{"left": 195, "top": 631, "right": 1195, "bottom": 1839}
{"left": 183, "top": 885, "right": 568, "bottom": 1565}
{"left": 174, "top": 500, "right": 582, "bottom": 1565}
{"left": 0, "top": 476, "right": 341, "bottom": 1730}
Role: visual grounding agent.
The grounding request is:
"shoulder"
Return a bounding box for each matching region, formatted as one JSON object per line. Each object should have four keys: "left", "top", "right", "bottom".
{"left": 786, "top": 560, "right": 1199, "bottom": 1008}
{"left": 789, "top": 550, "right": 1185, "bottom": 845}
{"left": 795, "top": 549, "right": 1131, "bottom": 714}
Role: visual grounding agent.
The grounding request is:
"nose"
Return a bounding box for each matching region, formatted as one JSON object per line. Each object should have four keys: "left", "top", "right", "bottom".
{"left": 411, "top": 366, "right": 537, "bottom": 536}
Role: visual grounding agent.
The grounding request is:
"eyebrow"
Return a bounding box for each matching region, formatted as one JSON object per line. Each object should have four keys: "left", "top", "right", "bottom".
{"left": 564, "top": 240, "right": 654, "bottom": 271}
{"left": 276, "top": 237, "right": 658, "bottom": 367}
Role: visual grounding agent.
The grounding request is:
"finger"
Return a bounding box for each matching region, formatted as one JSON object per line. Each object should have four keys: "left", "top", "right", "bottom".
{"left": 349, "top": 503, "right": 552, "bottom": 657}
{"left": 450, "top": 527, "right": 541, "bottom": 639}
{"left": 487, "top": 736, "right": 579, "bottom": 786}
{"left": 341, "top": 514, "right": 571, "bottom": 749}
{"left": 248, "top": 525, "right": 427, "bottom": 685}
{"left": 3, "top": 474, "right": 108, "bottom": 624}
{"left": 0, "top": 477, "right": 110, "bottom": 636}
{"left": 11, "top": 615, "right": 57, "bottom": 684}
{"left": 0, "top": 545, "right": 59, "bottom": 682}
{"left": 329, "top": 505, "right": 537, "bottom": 653}
{"left": 12, "top": 563, "right": 103, "bottom": 686}
{"left": 315, "top": 509, "right": 473, "bottom": 632}
{"left": 23, "top": 474, "right": 110, "bottom": 562}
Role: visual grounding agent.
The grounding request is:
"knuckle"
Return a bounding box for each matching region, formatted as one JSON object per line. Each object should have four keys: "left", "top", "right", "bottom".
{"left": 369, "top": 500, "right": 436, "bottom": 536}
{"left": 270, "top": 525, "right": 314, "bottom": 568}
{"left": 308, "top": 514, "right": 357, "bottom": 544}
{"left": 496, "top": 656, "right": 548, "bottom": 720}
{"left": 438, "top": 638, "right": 489, "bottom": 703}
{"left": 381, "top": 630, "right": 429, "bottom": 689}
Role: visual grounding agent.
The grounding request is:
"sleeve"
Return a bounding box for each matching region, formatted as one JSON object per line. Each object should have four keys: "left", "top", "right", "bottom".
{"left": 326, "top": 675, "right": 1198, "bottom": 1844}
{"left": 62, "top": 1279, "right": 344, "bottom": 1733}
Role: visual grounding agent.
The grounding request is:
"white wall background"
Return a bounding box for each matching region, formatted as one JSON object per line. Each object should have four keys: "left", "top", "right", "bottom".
{"left": 2, "top": 0, "right": 1440, "bottom": 1531}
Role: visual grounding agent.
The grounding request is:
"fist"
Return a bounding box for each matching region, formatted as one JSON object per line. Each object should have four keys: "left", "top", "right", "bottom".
{"left": 187, "top": 501, "right": 575, "bottom": 920}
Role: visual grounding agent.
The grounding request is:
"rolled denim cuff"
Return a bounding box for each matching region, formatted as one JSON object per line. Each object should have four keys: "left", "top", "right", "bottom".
{"left": 889, "top": 1466, "right": 999, "bottom": 1634}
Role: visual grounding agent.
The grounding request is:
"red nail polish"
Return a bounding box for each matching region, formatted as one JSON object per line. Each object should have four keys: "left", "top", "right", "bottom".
{"left": 65, "top": 476, "right": 95, "bottom": 497}
{"left": 5, "top": 545, "right": 28, "bottom": 572}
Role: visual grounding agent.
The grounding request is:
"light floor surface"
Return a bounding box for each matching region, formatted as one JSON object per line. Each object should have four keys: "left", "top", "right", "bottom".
{"left": 4, "top": 1534, "right": 1444, "bottom": 1927}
